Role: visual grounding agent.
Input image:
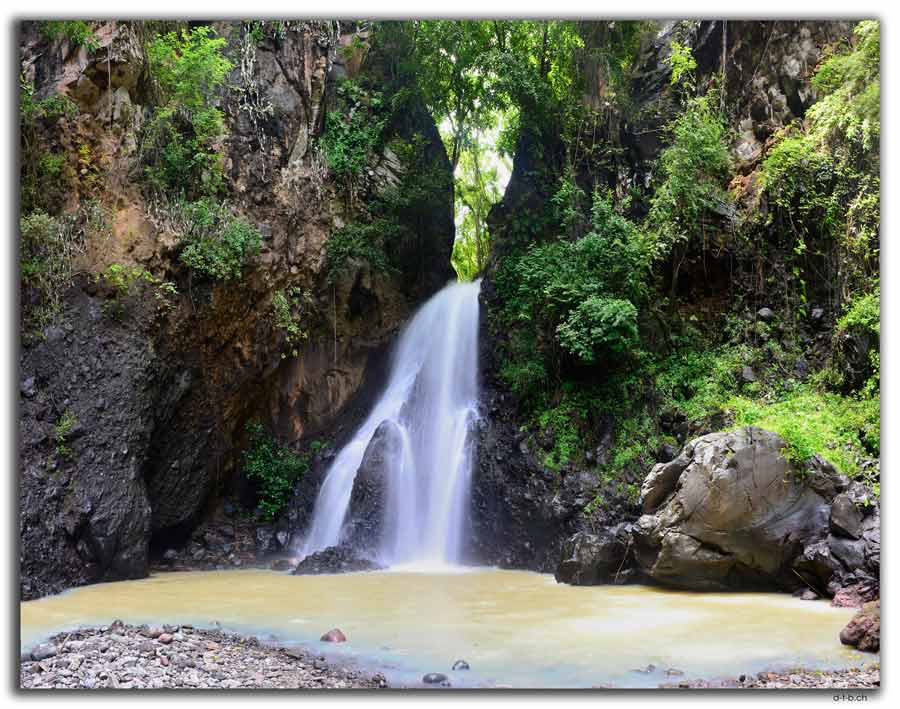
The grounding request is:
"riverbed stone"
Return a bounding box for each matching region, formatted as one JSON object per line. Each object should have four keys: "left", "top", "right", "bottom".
{"left": 423, "top": 672, "right": 449, "bottom": 685}
{"left": 320, "top": 628, "right": 347, "bottom": 643}
{"left": 840, "top": 600, "right": 879, "bottom": 652}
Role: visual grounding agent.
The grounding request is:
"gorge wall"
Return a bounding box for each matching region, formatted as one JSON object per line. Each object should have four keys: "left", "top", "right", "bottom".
{"left": 471, "top": 19, "right": 876, "bottom": 573}
{"left": 19, "top": 20, "right": 454, "bottom": 599}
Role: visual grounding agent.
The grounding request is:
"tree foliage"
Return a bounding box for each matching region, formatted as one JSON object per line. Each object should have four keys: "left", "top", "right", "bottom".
{"left": 142, "top": 26, "right": 233, "bottom": 199}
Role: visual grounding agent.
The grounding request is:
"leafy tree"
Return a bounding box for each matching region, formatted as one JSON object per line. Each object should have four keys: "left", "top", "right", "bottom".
{"left": 499, "top": 190, "right": 650, "bottom": 388}
{"left": 142, "top": 26, "right": 233, "bottom": 199}
{"left": 450, "top": 132, "right": 506, "bottom": 280}
{"left": 646, "top": 93, "right": 731, "bottom": 292}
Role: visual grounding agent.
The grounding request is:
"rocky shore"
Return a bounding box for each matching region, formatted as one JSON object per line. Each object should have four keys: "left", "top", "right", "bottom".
{"left": 21, "top": 618, "right": 879, "bottom": 690}
{"left": 20, "top": 622, "right": 388, "bottom": 690}
{"left": 662, "top": 665, "right": 880, "bottom": 690}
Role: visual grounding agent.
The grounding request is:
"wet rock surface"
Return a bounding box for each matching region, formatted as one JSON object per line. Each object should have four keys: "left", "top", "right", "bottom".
{"left": 292, "top": 545, "right": 383, "bottom": 575}
{"left": 554, "top": 526, "right": 639, "bottom": 586}
{"left": 20, "top": 623, "right": 388, "bottom": 689}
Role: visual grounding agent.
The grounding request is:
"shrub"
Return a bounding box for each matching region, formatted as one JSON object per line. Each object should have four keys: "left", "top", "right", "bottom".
{"left": 319, "top": 78, "right": 388, "bottom": 191}
{"left": 143, "top": 26, "right": 233, "bottom": 199}
{"left": 647, "top": 93, "right": 731, "bottom": 264}
{"left": 19, "top": 79, "right": 79, "bottom": 214}
{"left": 174, "top": 199, "right": 262, "bottom": 281}
{"left": 666, "top": 40, "right": 696, "bottom": 87}
{"left": 497, "top": 190, "right": 650, "bottom": 386}
{"left": 271, "top": 287, "right": 311, "bottom": 358}
{"left": 40, "top": 21, "right": 100, "bottom": 52}
{"left": 96, "top": 263, "right": 178, "bottom": 319}
{"left": 556, "top": 296, "right": 638, "bottom": 363}
{"left": 20, "top": 210, "right": 86, "bottom": 338}
{"left": 242, "top": 422, "right": 310, "bottom": 522}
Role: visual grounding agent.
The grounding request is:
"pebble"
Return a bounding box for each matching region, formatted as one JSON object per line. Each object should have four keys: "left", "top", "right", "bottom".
{"left": 452, "top": 659, "right": 470, "bottom": 671}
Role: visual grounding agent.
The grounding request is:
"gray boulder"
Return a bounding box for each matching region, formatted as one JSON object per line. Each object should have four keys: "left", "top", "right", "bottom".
{"left": 633, "top": 427, "right": 846, "bottom": 591}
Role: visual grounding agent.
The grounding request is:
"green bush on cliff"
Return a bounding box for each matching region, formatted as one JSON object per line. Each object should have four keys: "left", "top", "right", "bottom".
{"left": 143, "top": 26, "right": 233, "bottom": 199}
{"left": 647, "top": 93, "right": 731, "bottom": 267}
{"left": 174, "top": 198, "right": 262, "bottom": 281}
{"left": 40, "top": 21, "right": 100, "bottom": 51}
{"left": 242, "top": 422, "right": 310, "bottom": 522}
{"left": 496, "top": 189, "right": 649, "bottom": 389}
{"left": 319, "top": 78, "right": 388, "bottom": 191}
{"left": 760, "top": 21, "right": 879, "bottom": 304}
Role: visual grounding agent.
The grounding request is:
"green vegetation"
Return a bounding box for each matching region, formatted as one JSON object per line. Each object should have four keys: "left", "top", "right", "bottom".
{"left": 96, "top": 263, "right": 178, "bottom": 319}
{"left": 647, "top": 92, "right": 732, "bottom": 274}
{"left": 40, "top": 21, "right": 100, "bottom": 52}
{"left": 172, "top": 198, "right": 262, "bottom": 281}
{"left": 54, "top": 409, "right": 78, "bottom": 459}
{"left": 271, "top": 287, "right": 311, "bottom": 358}
{"left": 728, "top": 387, "right": 878, "bottom": 483}
{"left": 242, "top": 422, "right": 311, "bottom": 522}
{"left": 19, "top": 209, "right": 93, "bottom": 339}
{"left": 451, "top": 134, "right": 506, "bottom": 281}
{"left": 495, "top": 189, "right": 650, "bottom": 396}
{"left": 666, "top": 41, "right": 697, "bottom": 87}
{"left": 142, "top": 26, "right": 233, "bottom": 199}
{"left": 760, "top": 21, "right": 879, "bottom": 305}
{"left": 19, "top": 79, "right": 78, "bottom": 215}
{"left": 319, "top": 78, "right": 388, "bottom": 193}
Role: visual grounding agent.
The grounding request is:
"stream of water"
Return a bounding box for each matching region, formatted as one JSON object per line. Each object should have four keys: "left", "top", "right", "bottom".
{"left": 20, "top": 568, "right": 866, "bottom": 688}
{"left": 302, "top": 280, "right": 481, "bottom": 565}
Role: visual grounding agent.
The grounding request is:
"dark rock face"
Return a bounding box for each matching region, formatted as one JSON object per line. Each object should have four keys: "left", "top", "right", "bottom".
{"left": 555, "top": 526, "right": 639, "bottom": 586}
{"left": 627, "top": 427, "right": 879, "bottom": 593}
{"left": 292, "top": 545, "right": 382, "bottom": 575}
{"left": 19, "top": 21, "right": 454, "bottom": 600}
{"left": 342, "top": 421, "right": 394, "bottom": 554}
{"left": 19, "top": 291, "right": 154, "bottom": 599}
{"left": 840, "top": 600, "right": 880, "bottom": 652}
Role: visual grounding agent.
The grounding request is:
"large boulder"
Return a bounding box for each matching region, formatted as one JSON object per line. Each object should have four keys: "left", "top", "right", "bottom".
{"left": 633, "top": 427, "right": 859, "bottom": 591}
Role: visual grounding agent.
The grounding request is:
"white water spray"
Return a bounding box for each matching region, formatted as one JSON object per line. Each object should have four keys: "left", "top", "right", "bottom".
{"left": 301, "top": 279, "right": 481, "bottom": 566}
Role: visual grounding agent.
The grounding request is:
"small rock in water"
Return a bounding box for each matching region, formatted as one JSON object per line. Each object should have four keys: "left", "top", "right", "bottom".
{"left": 157, "top": 633, "right": 174, "bottom": 644}
{"left": 320, "top": 628, "right": 347, "bottom": 643}
{"left": 423, "top": 672, "right": 449, "bottom": 685}
{"left": 632, "top": 664, "right": 656, "bottom": 674}
{"left": 665, "top": 668, "right": 684, "bottom": 677}
{"left": 31, "top": 643, "right": 57, "bottom": 661}
{"left": 452, "top": 659, "right": 470, "bottom": 671}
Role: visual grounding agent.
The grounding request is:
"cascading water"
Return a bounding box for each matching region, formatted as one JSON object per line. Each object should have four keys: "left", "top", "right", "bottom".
{"left": 301, "top": 279, "right": 481, "bottom": 566}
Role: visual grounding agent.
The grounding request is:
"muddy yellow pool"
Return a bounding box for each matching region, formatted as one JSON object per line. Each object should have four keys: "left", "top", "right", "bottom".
{"left": 20, "top": 567, "right": 867, "bottom": 687}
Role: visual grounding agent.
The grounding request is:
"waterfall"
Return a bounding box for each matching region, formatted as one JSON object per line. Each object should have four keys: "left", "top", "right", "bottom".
{"left": 301, "top": 279, "right": 481, "bottom": 566}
